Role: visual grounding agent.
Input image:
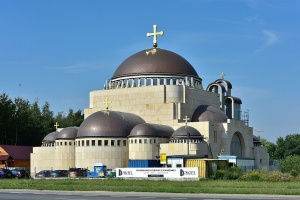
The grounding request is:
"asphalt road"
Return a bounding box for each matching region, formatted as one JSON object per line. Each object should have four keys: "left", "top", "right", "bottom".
{"left": 0, "top": 190, "right": 299, "bottom": 200}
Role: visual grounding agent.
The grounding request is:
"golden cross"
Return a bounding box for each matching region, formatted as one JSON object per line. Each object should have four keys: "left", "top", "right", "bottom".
{"left": 54, "top": 122, "right": 59, "bottom": 131}
{"left": 183, "top": 116, "right": 189, "bottom": 128}
{"left": 146, "top": 24, "right": 164, "bottom": 48}
{"left": 102, "top": 97, "right": 112, "bottom": 110}
{"left": 220, "top": 72, "right": 225, "bottom": 79}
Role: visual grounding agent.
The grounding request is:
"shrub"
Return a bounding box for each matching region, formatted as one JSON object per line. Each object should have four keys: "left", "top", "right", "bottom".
{"left": 290, "top": 170, "right": 298, "bottom": 177}
{"left": 240, "top": 170, "right": 260, "bottom": 181}
{"left": 279, "top": 155, "right": 300, "bottom": 174}
{"left": 211, "top": 170, "right": 225, "bottom": 180}
{"left": 223, "top": 167, "right": 243, "bottom": 180}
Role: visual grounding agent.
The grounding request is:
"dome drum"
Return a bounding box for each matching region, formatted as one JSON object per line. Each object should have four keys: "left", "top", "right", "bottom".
{"left": 105, "top": 75, "right": 202, "bottom": 90}
{"left": 104, "top": 48, "right": 203, "bottom": 90}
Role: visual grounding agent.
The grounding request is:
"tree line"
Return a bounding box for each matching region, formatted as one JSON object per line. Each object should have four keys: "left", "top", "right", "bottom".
{"left": 0, "top": 93, "right": 84, "bottom": 146}
{"left": 258, "top": 134, "right": 300, "bottom": 160}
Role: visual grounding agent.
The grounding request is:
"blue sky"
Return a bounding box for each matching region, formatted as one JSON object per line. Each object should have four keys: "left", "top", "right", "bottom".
{"left": 1, "top": 0, "right": 299, "bottom": 143}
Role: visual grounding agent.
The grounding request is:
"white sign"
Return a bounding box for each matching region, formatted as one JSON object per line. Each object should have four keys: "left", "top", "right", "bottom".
{"left": 116, "top": 167, "right": 198, "bottom": 178}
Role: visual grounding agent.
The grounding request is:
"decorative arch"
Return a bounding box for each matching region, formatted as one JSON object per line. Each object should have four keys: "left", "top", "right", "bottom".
{"left": 206, "top": 83, "right": 226, "bottom": 110}
{"left": 224, "top": 96, "right": 242, "bottom": 120}
{"left": 230, "top": 132, "right": 245, "bottom": 157}
{"left": 215, "top": 79, "right": 232, "bottom": 96}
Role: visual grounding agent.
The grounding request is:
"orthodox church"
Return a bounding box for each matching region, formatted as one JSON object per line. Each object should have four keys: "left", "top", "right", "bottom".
{"left": 30, "top": 25, "right": 269, "bottom": 176}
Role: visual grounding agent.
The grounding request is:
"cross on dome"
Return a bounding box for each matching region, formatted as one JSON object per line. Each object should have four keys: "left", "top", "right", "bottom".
{"left": 146, "top": 24, "right": 164, "bottom": 48}
{"left": 183, "top": 115, "right": 189, "bottom": 128}
{"left": 54, "top": 122, "right": 59, "bottom": 131}
{"left": 220, "top": 72, "right": 226, "bottom": 79}
{"left": 102, "top": 97, "right": 112, "bottom": 110}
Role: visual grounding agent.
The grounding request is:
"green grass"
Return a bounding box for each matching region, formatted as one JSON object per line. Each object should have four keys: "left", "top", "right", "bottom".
{"left": 0, "top": 179, "right": 300, "bottom": 195}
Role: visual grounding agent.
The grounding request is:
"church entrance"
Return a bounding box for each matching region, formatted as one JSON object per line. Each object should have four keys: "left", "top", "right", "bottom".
{"left": 230, "top": 132, "right": 243, "bottom": 157}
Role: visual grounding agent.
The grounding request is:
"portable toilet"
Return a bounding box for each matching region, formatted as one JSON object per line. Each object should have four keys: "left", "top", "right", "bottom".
{"left": 94, "top": 163, "right": 107, "bottom": 177}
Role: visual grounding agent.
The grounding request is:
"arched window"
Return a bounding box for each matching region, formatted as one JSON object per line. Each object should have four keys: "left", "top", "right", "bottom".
{"left": 230, "top": 132, "right": 242, "bottom": 157}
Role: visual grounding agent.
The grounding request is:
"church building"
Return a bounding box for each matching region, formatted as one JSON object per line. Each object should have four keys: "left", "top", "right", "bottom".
{"left": 30, "top": 25, "right": 269, "bottom": 176}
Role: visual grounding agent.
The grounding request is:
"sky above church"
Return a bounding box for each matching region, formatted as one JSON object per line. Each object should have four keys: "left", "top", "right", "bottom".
{"left": 1, "top": 0, "right": 299, "bottom": 143}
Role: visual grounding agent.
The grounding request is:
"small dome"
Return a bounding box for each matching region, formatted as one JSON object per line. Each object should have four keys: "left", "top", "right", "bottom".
{"left": 43, "top": 131, "right": 58, "bottom": 142}
{"left": 191, "top": 105, "right": 229, "bottom": 123}
{"left": 172, "top": 126, "right": 202, "bottom": 138}
{"left": 56, "top": 127, "right": 78, "bottom": 140}
{"left": 129, "top": 123, "right": 173, "bottom": 138}
{"left": 77, "top": 110, "right": 145, "bottom": 138}
{"left": 112, "top": 48, "right": 199, "bottom": 79}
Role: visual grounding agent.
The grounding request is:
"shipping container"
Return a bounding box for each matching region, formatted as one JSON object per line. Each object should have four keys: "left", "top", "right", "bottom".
{"left": 128, "top": 160, "right": 159, "bottom": 168}
{"left": 185, "top": 159, "right": 228, "bottom": 179}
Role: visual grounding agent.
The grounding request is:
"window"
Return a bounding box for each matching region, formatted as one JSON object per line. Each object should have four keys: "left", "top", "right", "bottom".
{"left": 92, "top": 140, "right": 95, "bottom": 146}
{"left": 98, "top": 140, "right": 102, "bottom": 146}
{"left": 86, "top": 140, "right": 90, "bottom": 146}
{"left": 69, "top": 142, "right": 72, "bottom": 146}
{"left": 104, "top": 140, "right": 108, "bottom": 146}
{"left": 56, "top": 142, "right": 59, "bottom": 146}
{"left": 134, "top": 139, "right": 137, "bottom": 144}
{"left": 139, "top": 139, "right": 142, "bottom": 144}
{"left": 117, "top": 140, "right": 121, "bottom": 146}
{"left": 176, "top": 164, "right": 182, "bottom": 168}
{"left": 144, "top": 139, "right": 147, "bottom": 144}
{"left": 65, "top": 142, "right": 67, "bottom": 146}
{"left": 111, "top": 140, "right": 115, "bottom": 146}
{"left": 214, "top": 131, "right": 217, "bottom": 143}
{"left": 149, "top": 139, "right": 152, "bottom": 144}
{"left": 60, "top": 142, "right": 62, "bottom": 146}
{"left": 123, "top": 140, "right": 126, "bottom": 146}
{"left": 78, "top": 141, "right": 80, "bottom": 146}
{"left": 82, "top": 140, "right": 84, "bottom": 146}
{"left": 153, "top": 139, "right": 156, "bottom": 143}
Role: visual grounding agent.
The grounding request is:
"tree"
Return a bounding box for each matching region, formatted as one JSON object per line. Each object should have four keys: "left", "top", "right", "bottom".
{"left": 13, "top": 97, "right": 31, "bottom": 145}
{"left": 41, "top": 102, "right": 55, "bottom": 136}
{"left": 273, "top": 134, "right": 300, "bottom": 159}
{"left": 0, "top": 93, "right": 83, "bottom": 146}
{"left": 54, "top": 109, "right": 84, "bottom": 128}
{"left": 284, "top": 134, "right": 300, "bottom": 156}
{"left": 279, "top": 155, "right": 300, "bottom": 175}
{"left": 0, "top": 93, "right": 15, "bottom": 144}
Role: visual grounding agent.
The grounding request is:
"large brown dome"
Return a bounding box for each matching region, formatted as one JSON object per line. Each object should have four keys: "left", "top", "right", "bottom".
{"left": 77, "top": 110, "right": 145, "bottom": 138}
{"left": 112, "top": 48, "right": 199, "bottom": 79}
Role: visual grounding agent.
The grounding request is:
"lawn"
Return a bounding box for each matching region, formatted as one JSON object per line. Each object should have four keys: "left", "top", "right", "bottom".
{"left": 0, "top": 179, "right": 299, "bottom": 195}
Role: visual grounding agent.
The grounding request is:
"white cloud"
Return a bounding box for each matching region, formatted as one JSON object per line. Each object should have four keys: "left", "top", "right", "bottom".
{"left": 43, "top": 62, "right": 106, "bottom": 73}
{"left": 262, "top": 30, "right": 279, "bottom": 47}
{"left": 256, "top": 30, "right": 279, "bottom": 52}
{"left": 247, "top": 15, "right": 265, "bottom": 26}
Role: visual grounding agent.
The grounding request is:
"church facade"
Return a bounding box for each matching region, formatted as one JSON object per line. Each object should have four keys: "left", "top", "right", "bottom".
{"left": 30, "top": 25, "right": 269, "bottom": 176}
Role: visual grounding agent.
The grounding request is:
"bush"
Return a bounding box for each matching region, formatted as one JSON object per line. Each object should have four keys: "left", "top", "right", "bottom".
{"left": 211, "top": 170, "right": 225, "bottom": 180}
{"left": 290, "top": 170, "right": 298, "bottom": 177}
{"left": 223, "top": 167, "right": 243, "bottom": 180}
{"left": 250, "top": 170, "right": 296, "bottom": 182}
{"left": 240, "top": 170, "right": 260, "bottom": 181}
{"left": 279, "top": 155, "right": 300, "bottom": 174}
{"left": 212, "top": 167, "right": 243, "bottom": 180}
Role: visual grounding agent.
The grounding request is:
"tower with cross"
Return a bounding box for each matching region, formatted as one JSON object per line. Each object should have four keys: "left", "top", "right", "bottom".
{"left": 146, "top": 24, "right": 164, "bottom": 48}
